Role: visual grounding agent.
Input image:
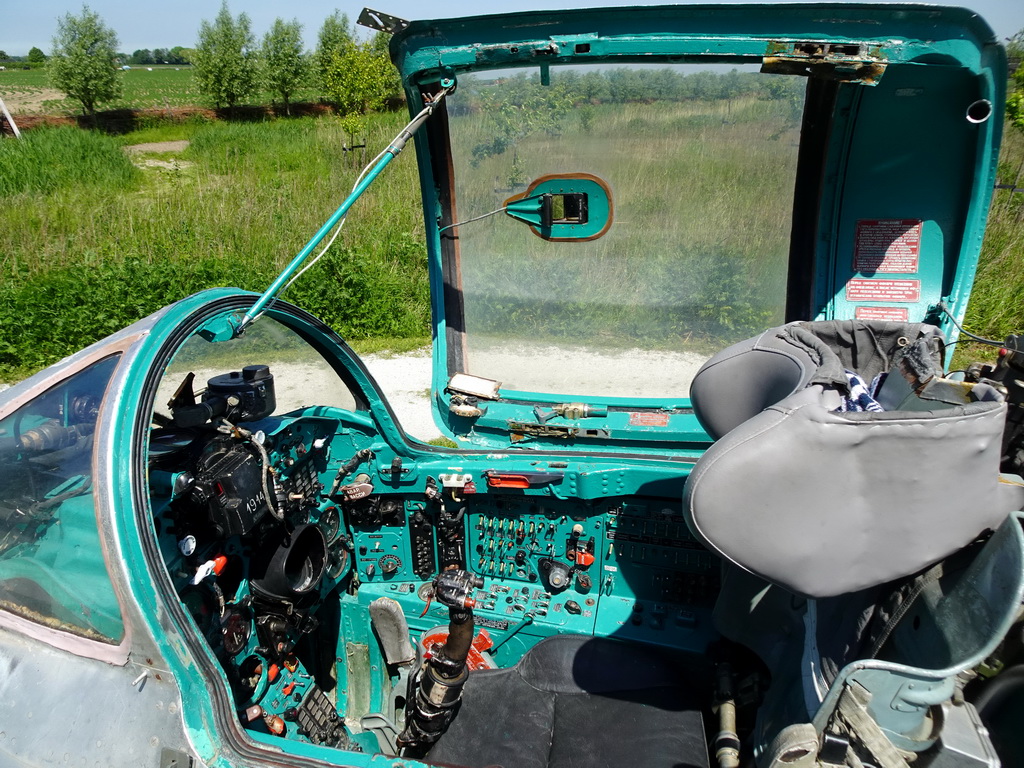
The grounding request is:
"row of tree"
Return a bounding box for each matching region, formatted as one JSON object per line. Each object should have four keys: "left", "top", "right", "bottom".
{"left": 1, "top": 47, "right": 189, "bottom": 67}
{"left": 45, "top": 2, "right": 402, "bottom": 117}
{"left": 0, "top": 47, "right": 49, "bottom": 68}
{"left": 125, "top": 48, "right": 192, "bottom": 66}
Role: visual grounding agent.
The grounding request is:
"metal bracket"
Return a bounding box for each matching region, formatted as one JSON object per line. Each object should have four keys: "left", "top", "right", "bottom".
{"left": 160, "top": 748, "right": 194, "bottom": 768}
{"left": 762, "top": 40, "right": 887, "bottom": 85}
{"left": 507, "top": 421, "right": 610, "bottom": 441}
{"left": 358, "top": 8, "right": 409, "bottom": 34}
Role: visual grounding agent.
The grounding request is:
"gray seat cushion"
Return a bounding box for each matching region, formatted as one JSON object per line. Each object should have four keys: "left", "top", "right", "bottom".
{"left": 684, "top": 384, "right": 1023, "bottom": 597}
{"left": 684, "top": 320, "right": 1024, "bottom": 597}
{"left": 425, "top": 634, "right": 709, "bottom": 768}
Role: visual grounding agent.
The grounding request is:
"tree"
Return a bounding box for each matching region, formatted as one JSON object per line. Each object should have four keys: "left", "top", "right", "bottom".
{"left": 130, "top": 48, "right": 153, "bottom": 65}
{"left": 315, "top": 11, "right": 354, "bottom": 100}
{"left": 28, "top": 47, "right": 47, "bottom": 63}
{"left": 152, "top": 48, "right": 168, "bottom": 64}
{"left": 0, "top": 51, "right": 9, "bottom": 62}
{"left": 192, "top": 1, "right": 258, "bottom": 110}
{"left": 169, "top": 47, "right": 193, "bottom": 65}
{"left": 261, "top": 18, "right": 306, "bottom": 115}
{"left": 48, "top": 7, "right": 121, "bottom": 116}
{"left": 322, "top": 40, "right": 394, "bottom": 114}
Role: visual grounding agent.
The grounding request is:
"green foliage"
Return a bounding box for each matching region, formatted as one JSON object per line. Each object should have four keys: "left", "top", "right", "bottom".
{"left": 0, "top": 126, "right": 139, "bottom": 197}
{"left": 1009, "top": 29, "right": 1024, "bottom": 134}
{"left": 192, "top": 1, "right": 258, "bottom": 109}
{"left": 1009, "top": 88, "right": 1024, "bottom": 133}
{"left": 0, "top": 114, "right": 429, "bottom": 380}
{"left": 169, "top": 46, "right": 192, "bottom": 65}
{"left": 47, "top": 6, "right": 121, "bottom": 116}
{"left": 321, "top": 40, "right": 394, "bottom": 114}
{"left": 315, "top": 11, "right": 354, "bottom": 100}
{"left": 963, "top": 127, "right": 1024, "bottom": 344}
{"left": 28, "top": 47, "right": 47, "bottom": 63}
{"left": 1008, "top": 29, "right": 1024, "bottom": 64}
{"left": 469, "top": 73, "right": 573, "bottom": 168}
{"left": 261, "top": 18, "right": 307, "bottom": 115}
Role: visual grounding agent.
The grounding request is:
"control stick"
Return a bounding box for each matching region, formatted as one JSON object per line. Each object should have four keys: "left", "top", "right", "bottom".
{"left": 397, "top": 569, "right": 483, "bottom": 752}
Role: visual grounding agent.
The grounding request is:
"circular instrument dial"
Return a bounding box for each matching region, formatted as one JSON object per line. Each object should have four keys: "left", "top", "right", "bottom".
{"left": 221, "top": 607, "right": 251, "bottom": 657}
{"left": 327, "top": 549, "right": 350, "bottom": 579}
{"left": 319, "top": 506, "right": 341, "bottom": 543}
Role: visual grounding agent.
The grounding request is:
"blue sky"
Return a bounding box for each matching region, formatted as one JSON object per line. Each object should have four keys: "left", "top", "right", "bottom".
{"left": 1, "top": 0, "right": 1022, "bottom": 56}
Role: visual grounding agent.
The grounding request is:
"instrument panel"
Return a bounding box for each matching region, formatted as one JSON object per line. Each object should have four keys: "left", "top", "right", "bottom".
{"left": 149, "top": 410, "right": 720, "bottom": 747}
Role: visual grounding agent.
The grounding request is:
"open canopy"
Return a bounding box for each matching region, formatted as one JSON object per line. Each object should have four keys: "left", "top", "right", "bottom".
{"left": 386, "top": 3, "right": 1005, "bottom": 451}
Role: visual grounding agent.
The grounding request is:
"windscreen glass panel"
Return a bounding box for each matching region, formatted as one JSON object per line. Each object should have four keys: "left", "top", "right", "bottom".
{"left": 153, "top": 314, "right": 359, "bottom": 425}
{"left": 446, "top": 63, "right": 804, "bottom": 398}
{"left": 0, "top": 355, "right": 124, "bottom": 643}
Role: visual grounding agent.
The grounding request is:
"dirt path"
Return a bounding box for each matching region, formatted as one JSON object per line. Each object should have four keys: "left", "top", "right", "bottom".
{"left": 124, "top": 140, "right": 190, "bottom": 154}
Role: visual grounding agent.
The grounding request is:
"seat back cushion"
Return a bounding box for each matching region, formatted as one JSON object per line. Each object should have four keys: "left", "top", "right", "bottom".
{"left": 683, "top": 387, "right": 1021, "bottom": 597}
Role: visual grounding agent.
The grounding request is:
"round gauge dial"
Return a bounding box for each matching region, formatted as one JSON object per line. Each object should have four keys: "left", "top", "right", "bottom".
{"left": 378, "top": 554, "right": 402, "bottom": 574}
{"left": 221, "top": 607, "right": 251, "bottom": 657}
{"left": 319, "top": 506, "right": 341, "bottom": 543}
{"left": 327, "top": 549, "right": 350, "bottom": 580}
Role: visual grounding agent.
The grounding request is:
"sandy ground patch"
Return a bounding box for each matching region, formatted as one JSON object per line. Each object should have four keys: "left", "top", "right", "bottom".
{"left": 125, "top": 140, "right": 190, "bottom": 154}
{"left": 0, "top": 86, "right": 65, "bottom": 115}
{"left": 124, "top": 141, "right": 194, "bottom": 172}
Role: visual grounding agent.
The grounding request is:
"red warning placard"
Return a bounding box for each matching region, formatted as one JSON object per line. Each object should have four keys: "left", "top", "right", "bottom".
{"left": 628, "top": 412, "right": 670, "bottom": 427}
{"left": 853, "top": 219, "right": 922, "bottom": 273}
{"left": 855, "top": 306, "right": 910, "bottom": 322}
{"left": 846, "top": 279, "right": 920, "bottom": 303}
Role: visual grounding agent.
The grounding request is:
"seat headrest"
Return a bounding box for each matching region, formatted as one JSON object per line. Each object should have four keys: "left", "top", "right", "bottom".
{"left": 690, "top": 320, "right": 946, "bottom": 440}
{"left": 683, "top": 319, "right": 1023, "bottom": 598}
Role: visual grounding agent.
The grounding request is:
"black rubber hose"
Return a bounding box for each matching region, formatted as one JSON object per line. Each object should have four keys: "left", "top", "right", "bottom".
{"left": 974, "top": 664, "right": 1024, "bottom": 719}
{"left": 440, "top": 609, "right": 474, "bottom": 670}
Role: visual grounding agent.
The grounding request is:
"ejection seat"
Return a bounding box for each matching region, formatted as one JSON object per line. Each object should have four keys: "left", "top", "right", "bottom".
{"left": 683, "top": 320, "right": 1024, "bottom": 766}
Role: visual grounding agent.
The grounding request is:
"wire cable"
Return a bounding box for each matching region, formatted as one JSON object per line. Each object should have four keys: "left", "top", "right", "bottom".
{"left": 245, "top": 86, "right": 453, "bottom": 325}
{"left": 438, "top": 206, "right": 508, "bottom": 234}
{"left": 935, "top": 303, "right": 1004, "bottom": 347}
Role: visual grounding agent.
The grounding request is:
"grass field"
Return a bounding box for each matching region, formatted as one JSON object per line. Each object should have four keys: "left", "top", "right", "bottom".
{"left": 0, "top": 112, "right": 427, "bottom": 379}
{"left": 0, "top": 66, "right": 322, "bottom": 114}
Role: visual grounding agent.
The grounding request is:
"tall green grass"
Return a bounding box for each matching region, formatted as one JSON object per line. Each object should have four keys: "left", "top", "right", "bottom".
{"left": 964, "top": 127, "right": 1024, "bottom": 341}
{"left": 0, "top": 113, "right": 428, "bottom": 379}
{"left": 0, "top": 126, "right": 139, "bottom": 196}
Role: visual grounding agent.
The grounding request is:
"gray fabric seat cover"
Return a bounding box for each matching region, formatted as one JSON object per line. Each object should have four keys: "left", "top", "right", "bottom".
{"left": 684, "top": 320, "right": 1024, "bottom": 598}
{"left": 689, "top": 320, "right": 944, "bottom": 440}
{"left": 425, "top": 634, "right": 709, "bottom": 768}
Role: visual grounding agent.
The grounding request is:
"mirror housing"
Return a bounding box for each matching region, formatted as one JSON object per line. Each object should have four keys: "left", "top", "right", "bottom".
{"left": 504, "top": 173, "right": 613, "bottom": 241}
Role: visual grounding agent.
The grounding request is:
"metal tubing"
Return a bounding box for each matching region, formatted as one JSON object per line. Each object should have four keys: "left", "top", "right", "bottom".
{"left": 237, "top": 151, "right": 397, "bottom": 331}
{"left": 235, "top": 89, "right": 448, "bottom": 334}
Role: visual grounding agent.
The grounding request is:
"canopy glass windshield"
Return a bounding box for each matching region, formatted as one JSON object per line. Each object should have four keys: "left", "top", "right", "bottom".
{"left": 445, "top": 63, "right": 804, "bottom": 399}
